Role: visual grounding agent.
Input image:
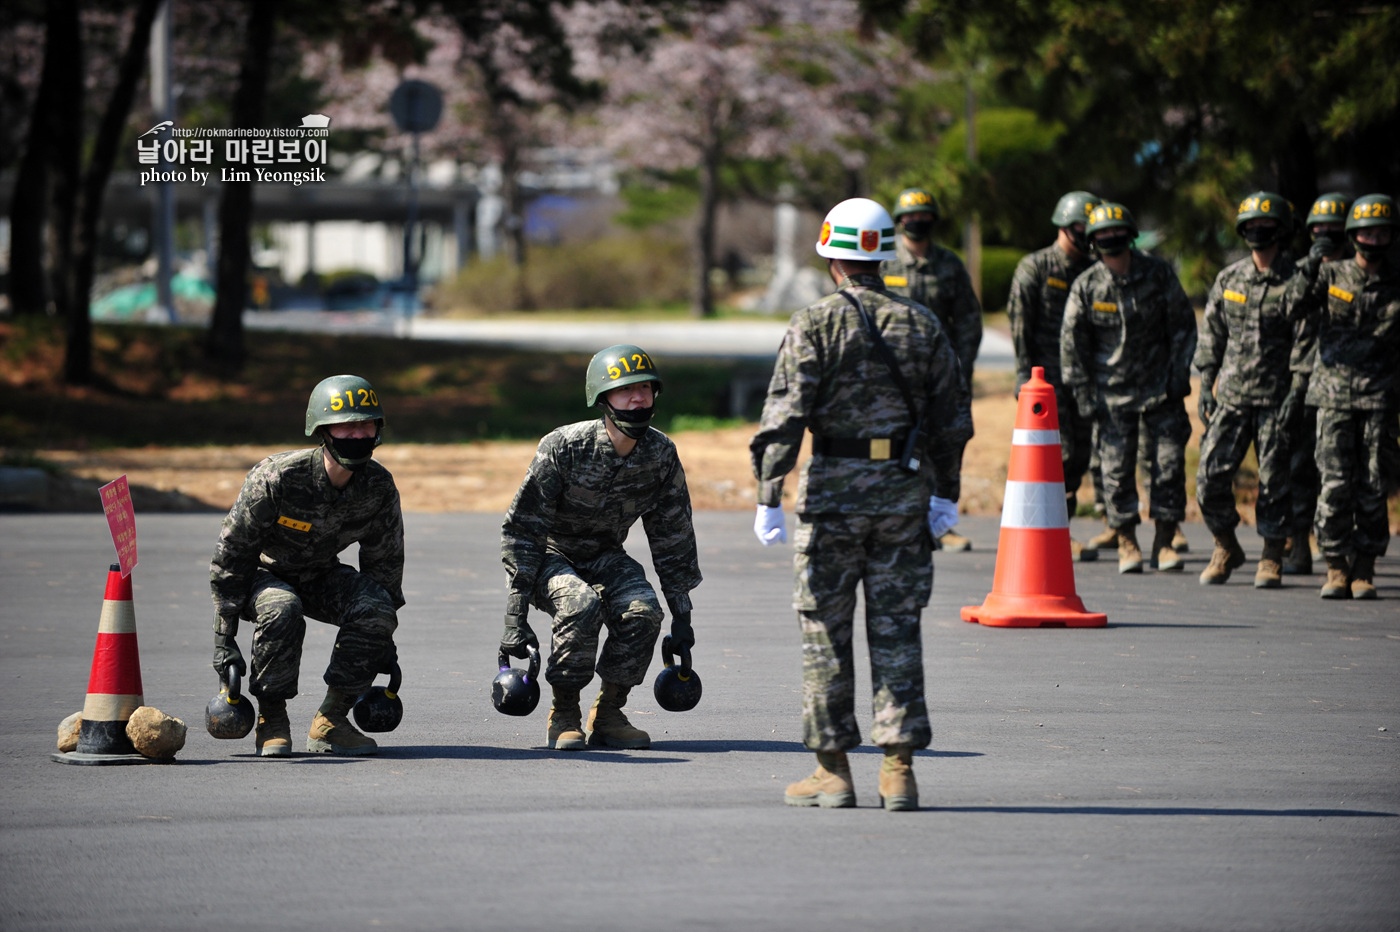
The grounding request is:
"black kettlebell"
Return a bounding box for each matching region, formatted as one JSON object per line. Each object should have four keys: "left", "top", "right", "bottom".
{"left": 653, "top": 636, "right": 702, "bottom": 712}
{"left": 206, "top": 665, "right": 256, "bottom": 739}
{"left": 492, "top": 644, "right": 541, "bottom": 716}
{"left": 353, "top": 663, "right": 404, "bottom": 733}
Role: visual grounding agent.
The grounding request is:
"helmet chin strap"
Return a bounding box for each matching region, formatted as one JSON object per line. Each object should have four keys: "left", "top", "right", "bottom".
{"left": 602, "top": 402, "right": 654, "bottom": 439}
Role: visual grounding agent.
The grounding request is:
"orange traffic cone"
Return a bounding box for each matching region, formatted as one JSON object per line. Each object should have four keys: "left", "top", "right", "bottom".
{"left": 961, "top": 367, "right": 1107, "bottom": 628}
{"left": 53, "top": 564, "right": 151, "bottom": 765}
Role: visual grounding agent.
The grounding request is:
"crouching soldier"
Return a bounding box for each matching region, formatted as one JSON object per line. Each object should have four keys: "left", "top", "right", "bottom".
{"left": 500, "top": 346, "right": 702, "bottom": 750}
{"left": 210, "top": 375, "right": 404, "bottom": 756}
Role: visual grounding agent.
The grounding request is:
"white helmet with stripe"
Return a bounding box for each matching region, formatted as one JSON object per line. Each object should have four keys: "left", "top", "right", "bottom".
{"left": 815, "top": 197, "right": 898, "bottom": 261}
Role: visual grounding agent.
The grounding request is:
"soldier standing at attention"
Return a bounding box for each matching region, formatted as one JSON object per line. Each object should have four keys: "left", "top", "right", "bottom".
{"left": 210, "top": 375, "right": 403, "bottom": 757}
{"left": 751, "top": 197, "right": 972, "bottom": 812}
{"left": 1287, "top": 194, "right": 1400, "bottom": 599}
{"left": 1282, "top": 193, "right": 1351, "bottom": 576}
{"left": 1007, "top": 190, "right": 1101, "bottom": 561}
{"left": 1195, "top": 192, "right": 1299, "bottom": 587}
{"left": 1062, "top": 202, "right": 1197, "bottom": 575}
{"left": 500, "top": 346, "right": 701, "bottom": 750}
{"left": 880, "top": 187, "right": 981, "bottom": 552}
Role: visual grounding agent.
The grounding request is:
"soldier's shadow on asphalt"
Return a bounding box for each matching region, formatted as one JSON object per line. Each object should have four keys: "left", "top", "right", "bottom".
{"left": 347, "top": 741, "right": 985, "bottom": 761}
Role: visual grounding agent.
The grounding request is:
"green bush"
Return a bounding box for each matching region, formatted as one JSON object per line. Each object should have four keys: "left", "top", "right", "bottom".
{"left": 432, "top": 234, "right": 691, "bottom": 313}
{"left": 950, "top": 245, "right": 1025, "bottom": 313}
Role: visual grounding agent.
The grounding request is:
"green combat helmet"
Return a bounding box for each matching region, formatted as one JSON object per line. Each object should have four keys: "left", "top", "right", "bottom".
{"left": 1051, "top": 191, "right": 1099, "bottom": 252}
{"left": 1345, "top": 193, "right": 1397, "bottom": 261}
{"left": 1234, "top": 191, "right": 1290, "bottom": 248}
{"left": 1085, "top": 201, "right": 1138, "bottom": 257}
{"left": 586, "top": 345, "right": 663, "bottom": 439}
{"left": 305, "top": 374, "right": 384, "bottom": 469}
{"left": 1306, "top": 192, "right": 1350, "bottom": 229}
{"left": 891, "top": 187, "right": 939, "bottom": 242}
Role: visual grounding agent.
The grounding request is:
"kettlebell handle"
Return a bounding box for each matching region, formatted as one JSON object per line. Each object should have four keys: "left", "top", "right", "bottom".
{"left": 661, "top": 636, "right": 692, "bottom": 676}
{"left": 224, "top": 665, "right": 244, "bottom": 703}
{"left": 385, "top": 662, "right": 402, "bottom": 698}
{"left": 496, "top": 644, "right": 541, "bottom": 680}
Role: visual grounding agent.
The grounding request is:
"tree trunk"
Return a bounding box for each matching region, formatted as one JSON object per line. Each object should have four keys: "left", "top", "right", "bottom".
{"left": 63, "top": 0, "right": 164, "bottom": 388}
{"left": 692, "top": 140, "right": 720, "bottom": 319}
{"left": 7, "top": 12, "right": 61, "bottom": 318}
{"left": 43, "top": 0, "right": 85, "bottom": 383}
{"left": 207, "top": 0, "right": 276, "bottom": 367}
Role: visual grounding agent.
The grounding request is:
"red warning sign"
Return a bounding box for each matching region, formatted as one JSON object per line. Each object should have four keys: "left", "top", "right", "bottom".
{"left": 99, "top": 476, "right": 138, "bottom": 577}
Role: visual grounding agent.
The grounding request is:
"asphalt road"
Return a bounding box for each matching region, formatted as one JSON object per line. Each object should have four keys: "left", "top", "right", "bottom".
{"left": 2, "top": 512, "right": 1397, "bottom": 931}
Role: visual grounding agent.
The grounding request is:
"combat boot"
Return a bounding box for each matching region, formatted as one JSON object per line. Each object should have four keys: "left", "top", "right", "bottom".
{"left": 1069, "top": 539, "right": 1098, "bottom": 562}
{"left": 1350, "top": 553, "right": 1377, "bottom": 600}
{"left": 1172, "top": 525, "right": 1190, "bottom": 553}
{"left": 1319, "top": 556, "right": 1351, "bottom": 600}
{"left": 547, "top": 687, "right": 586, "bottom": 750}
{"left": 1151, "top": 521, "right": 1184, "bottom": 572}
{"left": 255, "top": 698, "right": 291, "bottom": 758}
{"left": 878, "top": 745, "right": 918, "bottom": 812}
{"left": 1199, "top": 528, "right": 1247, "bottom": 585}
{"left": 1254, "top": 538, "right": 1286, "bottom": 589}
{"left": 1281, "top": 534, "right": 1313, "bottom": 576}
{"left": 307, "top": 688, "right": 377, "bottom": 755}
{"left": 937, "top": 531, "right": 972, "bottom": 552}
{"left": 785, "top": 751, "right": 856, "bottom": 808}
{"left": 1117, "top": 524, "right": 1143, "bottom": 574}
{"left": 1087, "top": 520, "right": 1118, "bottom": 551}
{"left": 586, "top": 681, "right": 650, "bottom": 749}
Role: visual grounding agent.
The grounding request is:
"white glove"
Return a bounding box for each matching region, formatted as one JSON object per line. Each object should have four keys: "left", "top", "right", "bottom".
{"left": 754, "top": 504, "right": 787, "bottom": 546}
{"left": 928, "top": 496, "right": 959, "bottom": 538}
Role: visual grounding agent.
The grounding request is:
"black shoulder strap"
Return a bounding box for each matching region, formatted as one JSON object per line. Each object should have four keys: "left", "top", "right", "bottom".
{"left": 838, "top": 289, "right": 918, "bottom": 419}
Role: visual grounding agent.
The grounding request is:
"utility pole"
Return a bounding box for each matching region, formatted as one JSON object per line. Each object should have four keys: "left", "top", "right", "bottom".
{"left": 964, "top": 73, "right": 982, "bottom": 303}
{"left": 149, "top": 0, "right": 176, "bottom": 321}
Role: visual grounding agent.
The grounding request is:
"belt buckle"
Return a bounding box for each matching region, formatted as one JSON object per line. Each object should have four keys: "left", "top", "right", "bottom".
{"left": 869, "top": 438, "right": 891, "bottom": 460}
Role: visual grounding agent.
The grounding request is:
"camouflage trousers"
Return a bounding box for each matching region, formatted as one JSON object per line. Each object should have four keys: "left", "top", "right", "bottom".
{"left": 1196, "top": 403, "right": 1293, "bottom": 540}
{"left": 532, "top": 549, "right": 664, "bottom": 691}
{"left": 1287, "top": 405, "right": 1320, "bottom": 537}
{"left": 1315, "top": 408, "right": 1393, "bottom": 559}
{"left": 1057, "top": 387, "right": 1094, "bottom": 502}
{"left": 792, "top": 512, "right": 932, "bottom": 752}
{"left": 1095, "top": 401, "right": 1191, "bottom": 529}
{"left": 245, "top": 565, "right": 398, "bottom": 701}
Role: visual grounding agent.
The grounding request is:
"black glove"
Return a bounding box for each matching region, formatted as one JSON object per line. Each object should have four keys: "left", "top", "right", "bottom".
{"left": 1278, "top": 379, "right": 1306, "bottom": 430}
{"left": 501, "top": 612, "right": 538, "bottom": 660}
{"left": 669, "top": 612, "right": 695, "bottom": 650}
{"left": 1198, "top": 379, "right": 1217, "bottom": 424}
{"left": 1302, "top": 240, "right": 1329, "bottom": 280}
{"left": 213, "top": 632, "right": 246, "bottom": 681}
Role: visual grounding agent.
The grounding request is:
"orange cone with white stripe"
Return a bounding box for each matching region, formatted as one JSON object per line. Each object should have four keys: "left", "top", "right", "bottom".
{"left": 961, "top": 367, "right": 1106, "bottom": 628}
{"left": 54, "top": 564, "right": 151, "bottom": 764}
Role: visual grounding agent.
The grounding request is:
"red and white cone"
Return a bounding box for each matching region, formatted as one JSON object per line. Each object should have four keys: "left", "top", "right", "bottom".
{"left": 53, "top": 564, "right": 153, "bottom": 765}
{"left": 961, "top": 367, "right": 1107, "bottom": 627}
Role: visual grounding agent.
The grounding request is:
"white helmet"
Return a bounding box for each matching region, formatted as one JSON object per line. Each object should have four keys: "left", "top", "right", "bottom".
{"left": 815, "top": 197, "right": 898, "bottom": 261}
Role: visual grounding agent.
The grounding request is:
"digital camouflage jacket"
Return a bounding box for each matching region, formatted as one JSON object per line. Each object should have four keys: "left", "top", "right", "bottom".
{"left": 1007, "top": 241, "right": 1096, "bottom": 390}
{"left": 880, "top": 239, "right": 982, "bottom": 388}
{"left": 1194, "top": 251, "right": 1299, "bottom": 406}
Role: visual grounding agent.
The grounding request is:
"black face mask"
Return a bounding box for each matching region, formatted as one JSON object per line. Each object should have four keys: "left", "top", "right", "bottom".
{"left": 326, "top": 435, "right": 377, "bottom": 471}
{"left": 1242, "top": 223, "right": 1281, "bottom": 249}
{"left": 1094, "top": 232, "right": 1131, "bottom": 257}
{"left": 900, "top": 219, "right": 933, "bottom": 241}
{"left": 1067, "top": 227, "right": 1090, "bottom": 254}
{"left": 1349, "top": 230, "right": 1393, "bottom": 262}
{"left": 605, "top": 404, "right": 654, "bottom": 439}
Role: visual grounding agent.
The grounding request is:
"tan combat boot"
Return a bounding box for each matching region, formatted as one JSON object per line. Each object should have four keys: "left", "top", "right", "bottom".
{"left": 1069, "top": 539, "right": 1099, "bottom": 562}
{"left": 1350, "top": 553, "right": 1377, "bottom": 600}
{"left": 785, "top": 751, "right": 856, "bottom": 808}
{"left": 1254, "top": 538, "right": 1286, "bottom": 589}
{"left": 1087, "top": 520, "right": 1119, "bottom": 551}
{"left": 547, "top": 687, "right": 586, "bottom": 751}
{"left": 586, "top": 681, "right": 650, "bottom": 749}
{"left": 1281, "top": 534, "right": 1313, "bottom": 576}
{"left": 1319, "top": 556, "right": 1351, "bottom": 600}
{"left": 307, "top": 688, "right": 377, "bottom": 755}
{"left": 1117, "top": 524, "right": 1143, "bottom": 574}
{"left": 1199, "top": 528, "right": 1247, "bottom": 585}
{"left": 938, "top": 531, "right": 972, "bottom": 552}
{"left": 1172, "top": 525, "right": 1190, "bottom": 553}
{"left": 878, "top": 746, "right": 918, "bottom": 812}
{"left": 1152, "top": 521, "right": 1184, "bottom": 572}
{"left": 255, "top": 697, "right": 291, "bottom": 758}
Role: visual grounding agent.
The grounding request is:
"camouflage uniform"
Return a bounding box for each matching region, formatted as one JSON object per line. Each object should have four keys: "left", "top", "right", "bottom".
{"left": 1008, "top": 242, "right": 1097, "bottom": 502}
{"left": 751, "top": 272, "right": 972, "bottom": 752}
{"left": 210, "top": 448, "right": 404, "bottom": 700}
{"left": 1061, "top": 251, "right": 1197, "bottom": 529}
{"left": 501, "top": 419, "right": 701, "bottom": 691}
{"left": 1288, "top": 259, "right": 1400, "bottom": 558}
{"left": 882, "top": 239, "right": 982, "bottom": 488}
{"left": 1194, "top": 252, "right": 1298, "bottom": 539}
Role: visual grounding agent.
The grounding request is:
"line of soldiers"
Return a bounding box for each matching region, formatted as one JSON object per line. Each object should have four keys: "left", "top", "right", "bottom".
{"left": 1009, "top": 189, "right": 1399, "bottom": 596}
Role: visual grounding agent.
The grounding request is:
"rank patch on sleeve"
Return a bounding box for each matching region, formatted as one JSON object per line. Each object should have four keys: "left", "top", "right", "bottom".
{"left": 883, "top": 275, "right": 908, "bottom": 287}
{"left": 277, "top": 515, "right": 312, "bottom": 532}
{"left": 1327, "top": 285, "right": 1354, "bottom": 303}
{"left": 1223, "top": 289, "right": 1247, "bottom": 303}
{"left": 1046, "top": 277, "right": 1068, "bottom": 290}
{"left": 1092, "top": 301, "right": 1118, "bottom": 313}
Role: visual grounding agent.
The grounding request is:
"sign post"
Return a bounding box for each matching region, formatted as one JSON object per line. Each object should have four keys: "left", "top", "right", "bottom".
{"left": 388, "top": 79, "right": 443, "bottom": 322}
{"left": 99, "top": 476, "right": 138, "bottom": 577}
